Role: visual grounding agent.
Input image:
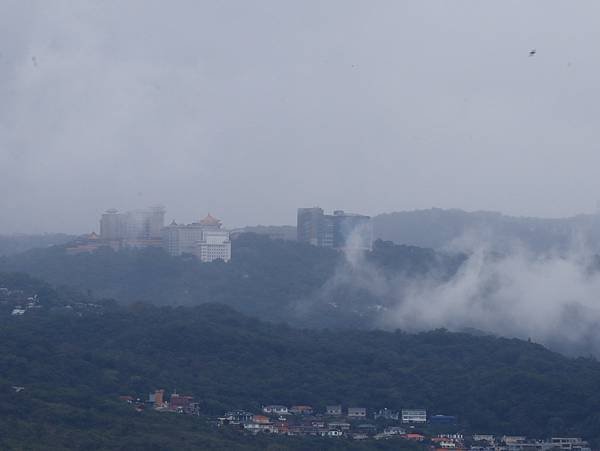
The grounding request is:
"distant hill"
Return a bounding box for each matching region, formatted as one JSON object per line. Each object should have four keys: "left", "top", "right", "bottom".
{"left": 373, "top": 209, "right": 600, "bottom": 252}
{"left": 0, "top": 287, "right": 600, "bottom": 445}
{"left": 232, "top": 224, "right": 297, "bottom": 241}
{"left": 0, "top": 233, "right": 76, "bottom": 256}
{"left": 0, "top": 234, "right": 462, "bottom": 329}
{"left": 237, "top": 209, "right": 600, "bottom": 253}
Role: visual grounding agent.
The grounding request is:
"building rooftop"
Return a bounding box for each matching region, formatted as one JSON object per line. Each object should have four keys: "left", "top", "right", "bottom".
{"left": 199, "top": 213, "right": 221, "bottom": 226}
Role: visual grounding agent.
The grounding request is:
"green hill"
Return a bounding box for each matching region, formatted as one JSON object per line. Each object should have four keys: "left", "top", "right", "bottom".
{"left": 0, "top": 234, "right": 464, "bottom": 328}
{"left": 1, "top": 277, "right": 599, "bottom": 446}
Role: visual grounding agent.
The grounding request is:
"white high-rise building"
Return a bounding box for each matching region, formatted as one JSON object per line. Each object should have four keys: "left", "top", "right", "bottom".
{"left": 195, "top": 229, "right": 231, "bottom": 262}
{"left": 162, "top": 214, "right": 231, "bottom": 262}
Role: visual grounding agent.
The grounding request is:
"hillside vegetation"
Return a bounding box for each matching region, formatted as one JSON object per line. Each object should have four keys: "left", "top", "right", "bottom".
{"left": 1, "top": 275, "right": 599, "bottom": 444}
{"left": 0, "top": 234, "right": 464, "bottom": 328}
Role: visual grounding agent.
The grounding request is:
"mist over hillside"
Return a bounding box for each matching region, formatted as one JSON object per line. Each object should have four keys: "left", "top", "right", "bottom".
{"left": 1, "top": 272, "right": 600, "bottom": 443}
{"left": 5, "top": 232, "right": 600, "bottom": 357}
{"left": 0, "top": 234, "right": 461, "bottom": 328}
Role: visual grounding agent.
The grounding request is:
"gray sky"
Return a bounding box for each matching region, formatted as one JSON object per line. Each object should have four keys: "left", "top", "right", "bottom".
{"left": 1, "top": 0, "right": 600, "bottom": 234}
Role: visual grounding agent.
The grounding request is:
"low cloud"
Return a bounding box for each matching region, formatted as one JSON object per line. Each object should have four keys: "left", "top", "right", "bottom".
{"left": 312, "top": 230, "right": 600, "bottom": 356}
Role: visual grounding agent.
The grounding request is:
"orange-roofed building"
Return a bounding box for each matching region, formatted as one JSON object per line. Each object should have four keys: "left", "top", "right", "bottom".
{"left": 252, "top": 415, "right": 271, "bottom": 424}
{"left": 403, "top": 433, "right": 425, "bottom": 441}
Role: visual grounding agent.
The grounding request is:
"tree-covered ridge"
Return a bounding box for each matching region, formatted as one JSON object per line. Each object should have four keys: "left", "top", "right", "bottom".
{"left": 373, "top": 208, "right": 600, "bottom": 253}
{"left": 0, "top": 234, "right": 464, "bottom": 327}
{"left": 1, "top": 291, "right": 600, "bottom": 444}
{"left": 0, "top": 233, "right": 76, "bottom": 257}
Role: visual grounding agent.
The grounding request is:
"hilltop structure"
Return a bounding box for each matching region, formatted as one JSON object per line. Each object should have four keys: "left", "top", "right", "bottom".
{"left": 162, "top": 214, "right": 231, "bottom": 262}
{"left": 70, "top": 208, "right": 231, "bottom": 262}
{"left": 99, "top": 206, "right": 165, "bottom": 248}
{"left": 297, "top": 207, "right": 372, "bottom": 251}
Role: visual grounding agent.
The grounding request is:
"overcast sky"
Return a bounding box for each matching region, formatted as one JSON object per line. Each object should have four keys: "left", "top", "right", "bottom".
{"left": 1, "top": 0, "right": 600, "bottom": 233}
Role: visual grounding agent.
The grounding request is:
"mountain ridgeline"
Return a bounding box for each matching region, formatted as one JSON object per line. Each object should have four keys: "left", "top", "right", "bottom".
{"left": 373, "top": 208, "right": 600, "bottom": 253}
{"left": 0, "top": 233, "right": 76, "bottom": 257}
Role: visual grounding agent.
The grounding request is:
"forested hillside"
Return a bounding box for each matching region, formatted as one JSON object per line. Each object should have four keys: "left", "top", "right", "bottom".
{"left": 0, "top": 234, "right": 465, "bottom": 328}
{"left": 1, "top": 277, "right": 600, "bottom": 445}
{"left": 0, "top": 234, "right": 75, "bottom": 256}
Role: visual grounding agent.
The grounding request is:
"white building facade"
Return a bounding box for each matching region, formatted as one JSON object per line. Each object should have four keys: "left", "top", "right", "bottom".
{"left": 162, "top": 214, "right": 231, "bottom": 263}
{"left": 401, "top": 409, "right": 427, "bottom": 423}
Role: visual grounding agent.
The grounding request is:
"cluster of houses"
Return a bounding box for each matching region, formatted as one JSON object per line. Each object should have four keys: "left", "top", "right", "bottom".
{"left": 470, "top": 435, "right": 591, "bottom": 451}
{"left": 120, "top": 393, "right": 592, "bottom": 450}
{"left": 1, "top": 286, "right": 105, "bottom": 317}
{"left": 0, "top": 287, "right": 41, "bottom": 316}
{"left": 119, "top": 389, "right": 200, "bottom": 415}
{"left": 216, "top": 405, "right": 591, "bottom": 451}
{"left": 217, "top": 404, "right": 453, "bottom": 440}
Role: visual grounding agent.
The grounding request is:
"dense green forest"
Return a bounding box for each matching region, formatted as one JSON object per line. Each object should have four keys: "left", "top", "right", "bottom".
{"left": 0, "top": 234, "right": 465, "bottom": 328}
{"left": 1, "top": 275, "right": 600, "bottom": 445}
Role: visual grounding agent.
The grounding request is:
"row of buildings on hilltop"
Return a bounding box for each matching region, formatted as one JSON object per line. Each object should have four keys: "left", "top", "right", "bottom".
{"left": 68, "top": 205, "right": 374, "bottom": 259}
{"left": 296, "top": 207, "right": 373, "bottom": 251}
{"left": 67, "top": 207, "right": 231, "bottom": 262}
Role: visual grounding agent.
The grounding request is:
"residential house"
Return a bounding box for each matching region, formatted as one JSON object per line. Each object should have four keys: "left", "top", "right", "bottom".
{"left": 401, "top": 409, "right": 427, "bottom": 423}
{"left": 263, "top": 405, "right": 289, "bottom": 415}
{"left": 220, "top": 410, "right": 253, "bottom": 425}
{"left": 403, "top": 433, "right": 425, "bottom": 442}
{"left": 383, "top": 426, "right": 406, "bottom": 436}
{"left": 473, "top": 435, "right": 495, "bottom": 444}
{"left": 374, "top": 408, "right": 399, "bottom": 420}
{"left": 169, "top": 393, "right": 196, "bottom": 413}
{"left": 326, "top": 405, "right": 342, "bottom": 416}
{"left": 244, "top": 423, "right": 275, "bottom": 434}
{"left": 347, "top": 407, "right": 367, "bottom": 418}
{"left": 550, "top": 438, "right": 591, "bottom": 451}
{"left": 290, "top": 405, "right": 314, "bottom": 415}
{"left": 327, "top": 421, "right": 351, "bottom": 431}
{"left": 252, "top": 415, "right": 271, "bottom": 424}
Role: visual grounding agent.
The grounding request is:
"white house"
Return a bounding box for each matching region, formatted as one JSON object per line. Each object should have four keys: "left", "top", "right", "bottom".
{"left": 401, "top": 409, "right": 427, "bottom": 423}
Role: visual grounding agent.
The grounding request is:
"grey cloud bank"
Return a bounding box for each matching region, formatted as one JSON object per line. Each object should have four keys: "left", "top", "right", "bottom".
{"left": 314, "top": 230, "right": 600, "bottom": 356}
{"left": 2, "top": 1, "right": 600, "bottom": 233}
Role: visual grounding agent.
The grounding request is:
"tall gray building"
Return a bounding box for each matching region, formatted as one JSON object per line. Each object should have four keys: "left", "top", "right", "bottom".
{"left": 296, "top": 207, "right": 333, "bottom": 247}
{"left": 297, "top": 207, "right": 371, "bottom": 250}
{"left": 99, "top": 206, "right": 165, "bottom": 246}
{"left": 331, "top": 210, "right": 372, "bottom": 250}
{"left": 99, "top": 208, "right": 122, "bottom": 240}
